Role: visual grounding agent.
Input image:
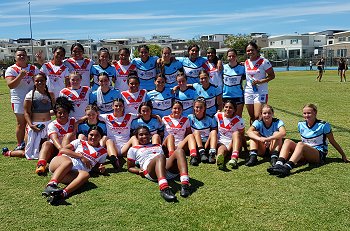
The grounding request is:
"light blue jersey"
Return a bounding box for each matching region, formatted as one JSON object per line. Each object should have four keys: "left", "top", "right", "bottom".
{"left": 146, "top": 88, "right": 174, "bottom": 118}
{"left": 188, "top": 114, "right": 215, "bottom": 142}
{"left": 131, "top": 117, "right": 164, "bottom": 135}
{"left": 89, "top": 88, "right": 121, "bottom": 114}
{"left": 162, "top": 60, "right": 183, "bottom": 89}
{"left": 90, "top": 64, "right": 116, "bottom": 91}
{"left": 174, "top": 87, "right": 198, "bottom": 117}
{"left": 176, "top": 57, "right": 207, "bottom": 84}
{"left": 193, "top": 83, "right": 222, "bottom": 117}
{"left": 252, "top": 118, "right": 284, "bottom": 137}
{"left": 298, "top": 120, "right": 331, "bottom": 153}
{"left": 77, "top": 120, "right": 107, "bottom": 137}
{"left": 132, "top": 56, "right": 158, "bottom": 91}
{"left": 222, "top": 64, "right": 245, "bottom": 99}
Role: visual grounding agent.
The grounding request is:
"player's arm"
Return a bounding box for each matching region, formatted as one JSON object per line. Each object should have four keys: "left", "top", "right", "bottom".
{"left": 266, "top": 126, "right": 286, "bottom": 142}
{"left": 50, "top": 133, "right": 64, "bottom": 150}
{"left": 327, "top": 132, "right": 348, "bottom": 163}
{"left": 6, "top": 70, "right": 27, "bottom": 89}
{"left": 247, "top": 125, "right": 261, "bottom": 141}
{"left": 24, "top": 99, "right": 40, "bottom": 132}
{"left": 127, "top": 159, "right": 144, "bottom": 177}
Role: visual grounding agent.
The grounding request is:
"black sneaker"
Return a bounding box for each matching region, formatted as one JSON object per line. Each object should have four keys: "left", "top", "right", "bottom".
{"left": 14, "top": 142, "right": 25, "bottom": 151}
{"left": 275, "top": 164, "right": 291, "bottom": 176}
{"left": 110, "top": 156, "right": 120, "bottom": 170}
{"left": 270, "top": 157, "right": 278, "bottom": 166}
{"left": 245, "top": 155, "right": 257, "bottom": 167}
{"left": 47, "top": 191, "right": 64, "bottom": 205}
{"left": 2, "top": 147, "right": 10, "bottom": 156}
{"left": 208, "top": 154, "right": 216, "bottom": 164}
{"left": 190, "top": 156, "right": 199, "bottom": 166}
{"left": 267, "top": 164, "right": 290, "bottom": 176}
{"left": 180, "top": 184, "right": 191, "bottom": 198}
{"left": 160, "top": 188, "right": 177, "bottom": 202}
{"left": 42, "top": 184, "right": 62, "bottom": 197}
{"left": 200, "top": 153, "right": 209, "bottom": 163}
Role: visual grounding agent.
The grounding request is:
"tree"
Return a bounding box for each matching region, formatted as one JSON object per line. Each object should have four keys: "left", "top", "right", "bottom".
{"left": 133, "top": 44, "right": 162, "bottom": 58}
{"left": 224, "top": 34, "right": 252, "bottom": 62}
{"left": 187, "top": 35, "right": 211, "bottom": 56}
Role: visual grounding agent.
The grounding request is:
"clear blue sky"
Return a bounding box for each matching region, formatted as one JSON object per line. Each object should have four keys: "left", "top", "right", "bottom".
{"left": 1, "top": 0, "right": 349, "bottom": 41}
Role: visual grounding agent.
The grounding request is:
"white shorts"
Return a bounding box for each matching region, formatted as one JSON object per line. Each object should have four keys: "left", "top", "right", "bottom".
{"left": 24, "top": 120, "right": 51, "bottom": 160}
{"left": 12, "top": 102, "right": 24, "bottom": 114}
{"left": 244, "top": 93, "right": 268, "bottom": 104}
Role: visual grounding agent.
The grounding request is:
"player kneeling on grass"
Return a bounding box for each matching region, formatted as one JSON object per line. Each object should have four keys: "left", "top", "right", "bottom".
{"left": 246, "top": 104, "right": 286, "bottom": 167}
{"left": 214, "top": 100, "right": 245, "bottom": 170}
{"left": 267, "top": 104, "right": 348, "bottom": 177}
{"left": 42, "top": 126, "right": 107, "bottom": 205}
{"left": 127, "top": 126, "right": 190, "bottom": 202}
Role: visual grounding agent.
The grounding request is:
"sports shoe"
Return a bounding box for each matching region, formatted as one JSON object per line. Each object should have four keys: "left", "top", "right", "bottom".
{"left": 228, "top": 158, "right": 238, "bottom": 169}
{"left": 267, "top": 164, "right": 291, "bottom": 176}
{"left": 35, "top": 164, "right": 46, "bottom": 175}
{"left": 160, "top": 188, "right": 177, "bottom": 202}
{"left": 14, "top": 141, "right": 25, "bottom": 151}
{"left": 200, "top": 153, "right": 209, "bottom": 163}
{"left": 216, "top": 154, "right": 226, "bottom": 170}
{"left": 208, "top": 153, "right": 216, "bottom": 164}
{"left": 275, "top": 164, "right": 291, "bottom": 177}
{"left": 110, "top": 155, "right": 120, "bottom": 170}
{"left": 42, "top": 184, "right": 62, "bottom": 197}
{"left": 270, "top": 157, "right": 278, "bottom": 167}
{"left": 245, "top": 155, "right": 257, "bottom": 167}
{"left": 2, "top": 147, "right": 10, "bottom": 156}
{"left": 47, "top": 191, "right": 64, "bottom": 205}
{"left": 190, "top": 156, "right": 199, "bottom": 166}
{"left": 180, "top": 184, "right": 191, "bottom": 198}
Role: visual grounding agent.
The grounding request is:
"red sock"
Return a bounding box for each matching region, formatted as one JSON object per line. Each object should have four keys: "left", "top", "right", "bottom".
{"left": 190, "top": 149, "right": 197, "bottom": 157}
{"left": 169, "top": 150, "right": 175, "bottom": 156}
{"left": 158, "top": 177, "right": 169, "bottom": 191}
{"left": 231, "top": 151, "right": 239, "bottom": 159}
{"left": 37, "top": 159, "right": 47, "bottom": 166}
{"left": 180, "top": 173, "right": 190, "bottom": 185}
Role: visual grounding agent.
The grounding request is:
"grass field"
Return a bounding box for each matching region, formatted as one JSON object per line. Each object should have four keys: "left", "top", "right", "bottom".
{"left": 0, "top": 70, "right": 349, "bottom": 231}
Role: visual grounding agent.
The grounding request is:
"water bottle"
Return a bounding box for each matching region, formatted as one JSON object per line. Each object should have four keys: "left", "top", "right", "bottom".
{"left": 251, "top": 78, "right": 258, "bottom": 93}
{"left": 37, "top": 124, "right": 45, "bottom": 130}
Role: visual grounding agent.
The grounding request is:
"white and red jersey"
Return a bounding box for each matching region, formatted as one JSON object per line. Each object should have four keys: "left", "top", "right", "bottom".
{"left": 162, "top": 115, "right": 190, "bottom": 146}
{"left": 59, "top": 86, "right": 91, "bottom": 119}
{"left": 5, "top": 64, "right": 39, "bottom": 103}
{"left": 244, "top": 57, "right": 272, "bottom": 94}
{"left": 40, "top": 61, "right": 69, "bottom": 98}
{"left": 47, "top": 118, "right": 76, "bottom": 143}
{"left": 113, "top": 61, "right": 136, "bottom": 92}
{"left": 127, "top": 144, "right": 163, "bottom": 170}
{"left": 121, "top": 89, "right": 147, "bottom": 114}
{"left": 205, "top": 61, "right": 223, "bottom": 88}
{"left": 63, "top": 58, "right": 94, "bottom": 87}
{"left": 68, "top": 139, "right": 107, "bottom": 171}
{"left": 214, "top": 112, "right": 245, "bottom": 146}
{"left": 99, "top": 113, "right": 137, "bottom": 145}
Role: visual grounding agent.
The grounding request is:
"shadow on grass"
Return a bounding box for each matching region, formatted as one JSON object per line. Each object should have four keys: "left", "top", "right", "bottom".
{"left": 168, "top": 177, "right": 204, "bottom": 197}
{"left": 290, "top": 157, "right": 344, "bottom": 175}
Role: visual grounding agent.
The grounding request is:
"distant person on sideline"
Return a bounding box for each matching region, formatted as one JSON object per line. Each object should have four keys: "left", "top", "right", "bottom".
{"left": 309, "top": 60, "right": 313, "bottom": 70}
{"left": 316, "top": 57, "right": 325, "bottom": 82}
{"left": 338, "top": 58, "right": 347, "bottom": 82}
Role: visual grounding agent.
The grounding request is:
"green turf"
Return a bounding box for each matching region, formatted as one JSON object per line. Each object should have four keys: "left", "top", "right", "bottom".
{"left": 0, "top": 70, "right": 349, "bottom": 231}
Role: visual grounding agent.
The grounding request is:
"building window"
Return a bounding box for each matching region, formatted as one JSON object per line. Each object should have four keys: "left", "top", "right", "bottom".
{"left": 281, "top": 41, "right": 283, "bottom": 45}
{"left": 338, "top": 37, "right": 346, "bottom": 42}
{"left": 314, "top": 40, "right": 321, "bottom": 42}
{"left": 290, "top": 39, "right": 298, "bottom": 44}
{"left": 337, "top": 49, "right": 347, "bottom": 57}
{"left": 348, "top": 37, "right": 350, "bottom": 42}
{"left": 328, "top": 40, "right": 333, "bottom": 45}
